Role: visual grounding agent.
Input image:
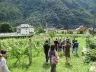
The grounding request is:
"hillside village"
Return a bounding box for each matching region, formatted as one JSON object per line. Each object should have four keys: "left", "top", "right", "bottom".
{"left": 0, "top": 24, "right": 95, "bottom": 37}
{"left": 45, "top": 25, "right": 90, "bottom": 34}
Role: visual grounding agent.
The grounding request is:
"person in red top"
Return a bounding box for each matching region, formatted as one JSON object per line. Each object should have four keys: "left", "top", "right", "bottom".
{"left": 54, "top": 38, "right": 59, "bottom": 51}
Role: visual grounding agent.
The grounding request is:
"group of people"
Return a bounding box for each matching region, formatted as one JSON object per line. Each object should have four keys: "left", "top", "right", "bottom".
{"left": 0, "top": 50, "right": 10, "bottom": 72}
{"left": 43, "top": 37, "right": 79, "bottom": 72}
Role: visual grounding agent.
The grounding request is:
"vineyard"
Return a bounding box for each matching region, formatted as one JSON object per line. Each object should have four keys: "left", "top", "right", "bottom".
{"left": 0, "top": 34, "right": 96, "bottom": 72}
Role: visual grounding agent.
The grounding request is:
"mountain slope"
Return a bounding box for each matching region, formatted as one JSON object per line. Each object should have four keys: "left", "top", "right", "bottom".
{"left": 0, "top": 0, "right": 96, "bottom": 28}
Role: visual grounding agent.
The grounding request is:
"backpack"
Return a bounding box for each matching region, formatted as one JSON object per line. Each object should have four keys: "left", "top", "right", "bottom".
{"left": 52, "top": 56, "right": 58, "bottom": 64}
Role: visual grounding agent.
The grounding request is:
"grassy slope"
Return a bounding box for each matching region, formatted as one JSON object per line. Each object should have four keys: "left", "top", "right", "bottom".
{"left": 6, "top": 35, "right": 92, "bottom": 72}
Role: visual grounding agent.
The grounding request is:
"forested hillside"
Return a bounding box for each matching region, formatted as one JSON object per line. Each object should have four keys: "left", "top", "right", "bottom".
{"left": 0, "top": 0, "right": 96, "bottom": 28}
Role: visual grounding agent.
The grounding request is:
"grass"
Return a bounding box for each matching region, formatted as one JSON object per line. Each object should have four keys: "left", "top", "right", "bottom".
{"left": 1, "top": 34, "right": 96, "bottom": 72}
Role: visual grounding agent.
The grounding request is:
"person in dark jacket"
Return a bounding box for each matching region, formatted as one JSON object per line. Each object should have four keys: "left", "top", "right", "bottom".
{"left": 73, "top": 40, "right": 79, "bottom": 56}
{"left": 43, "top": 40, "right": 50, "bottom": 64}
{"left": 65, "top": 39, "right": 71, "bottom": 63}
{"left": 58, "top": 39, "right": 62, "bottom": 52}
{"left": 72, "top": 38, "right": 76, "bottom": 53}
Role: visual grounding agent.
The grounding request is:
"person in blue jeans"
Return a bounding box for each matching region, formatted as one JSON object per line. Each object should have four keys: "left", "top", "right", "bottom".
{"left": 73, "top": 40, "right": 79, "bottom": 56}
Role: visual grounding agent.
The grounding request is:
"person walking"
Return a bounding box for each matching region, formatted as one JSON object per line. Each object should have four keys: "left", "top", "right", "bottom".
{"left": 64, "top": 39, "right": 71, "bottom": 63}
{"left": 43, "top": 40, "right": 50, "bottom": 64}
{"left": 62, "top": 38, "right": 66, "bottom": 55}
{"left": 50, "top": 51, "right": 59, "bottom": 72}
{"left": 49, "top": 45, "right": 55, "bottom": 64}
{"left": 54, "top": 38, "right": 59, "bottom": 51}
{"left": 58, "top": 39, "right": 62, "bottom": 55}
{"left": 73, "top": 40, "right": 79, "bottom": 56}
{"left": 72, "top": 38, "right": 76, "bottom": 53}
{"left": 0, "top": 50, "right": 10, "bottom": 72}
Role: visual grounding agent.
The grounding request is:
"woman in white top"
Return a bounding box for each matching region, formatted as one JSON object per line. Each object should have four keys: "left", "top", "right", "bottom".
{"left": 0, "top": 50, "right": 10, "bottom": 72}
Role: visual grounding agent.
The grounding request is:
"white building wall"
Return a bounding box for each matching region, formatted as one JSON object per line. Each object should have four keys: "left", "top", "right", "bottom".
{"left": 29, "top": 28, "right": 34, "bottom": 33}
{"left": 16, "top": 24, "right": 35, "bottom": 35}
{"left": 21, "top": 28, "right": 29, "bottom": 34}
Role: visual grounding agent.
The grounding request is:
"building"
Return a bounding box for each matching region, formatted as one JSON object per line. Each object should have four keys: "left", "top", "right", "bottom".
{"left": 56, "top": 28, "right": 67, "bottom": 34}
{"left": 44, "top": 28, "right": 56, "bottom": 33}
{"left": 16, "top": 24, "right": 34, "bottom": 35}
{"left": 74, "top": 25, "right": 88, "bottom": 34}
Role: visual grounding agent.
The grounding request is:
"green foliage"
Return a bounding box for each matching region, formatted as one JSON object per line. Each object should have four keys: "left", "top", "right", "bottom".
{"left": 89, "top": 39, "right": 96, "bottom": 49}
{"left": 84, "top": 38, "right": 96, "bottom": 63}
{"left": 36, "top": 27, "right": 45, "bottom": 33}
{"left": 79, "top": 31, "right": 84, "bottom": 34}
{"left": 0, "top": 0, "right": 95, "bottom": 27}
{"left": 89, "top": 42, "right": 96, "bottom": 49}
{"left": 89, "top": 49, "right": 96, "bottom": 61}
{"left": 0, "top": 2, "right": 22, "bottom": 22}
{"left": 0, "top": 22, "right": 13, "bottom": 33}
{"left": 0, "top": 39, "right": 29, "bottom": 64}
{"left": 48, "top": 31, "right": 57, "bottom": 38}
{"left": 12, "top": 27, "right": 16, "bottom": 32}
{"left": 0, "top": 0, "right": 4, "bottom": 2}
{"left": 84, "top": 49, "right": 96, "bottom": 63}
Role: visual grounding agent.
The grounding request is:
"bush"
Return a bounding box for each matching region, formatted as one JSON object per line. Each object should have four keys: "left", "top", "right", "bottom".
{"left": 84, "top": 52, "right": 91, "bottom": 63}
{"left": 84, "top": 38, "right": 96, "bottom": 63}
{"left": 48, "top": 31, "right": 57, "bottom": 38}
{"left": 89, "top": 49, "right": 96, "bottom": 61}
{"left": 80, "top": 31, "right": 84, "bottom": 34}
{"left": 84, "top": 49, "right": 96, "bottom": 63}
{"left": 89, "top": 39, "right": 96, "bottom": 49}
{"left": 0, "top": 22, "right": 13, "bottom": 33}
{"left": 36, "top": 27, "right": 45, "bottom": 34}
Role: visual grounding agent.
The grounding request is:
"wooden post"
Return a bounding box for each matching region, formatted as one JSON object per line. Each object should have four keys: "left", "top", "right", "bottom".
{"left": 0, "top": 39, "right": 1, "bottom": 50}
{"left": 28, "top": 36, "right": 32, "bottom": 65}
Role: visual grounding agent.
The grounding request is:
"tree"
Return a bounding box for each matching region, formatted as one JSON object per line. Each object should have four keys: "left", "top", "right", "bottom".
{"left": 48, "top": 31, "right": 57, "bottom": 38}
{"left": 0, "top": 22, "right": 13, "bottom": 33}
{"left": 0, "top": 0, "right": 4, "bottom": 2}
{"left": 36, "top": 27, "right": 45, "bottom": 34}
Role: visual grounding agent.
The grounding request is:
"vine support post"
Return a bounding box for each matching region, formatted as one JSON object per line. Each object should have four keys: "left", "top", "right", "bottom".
{"left": 28, "top": 36, "right": 32, "bottom": 65}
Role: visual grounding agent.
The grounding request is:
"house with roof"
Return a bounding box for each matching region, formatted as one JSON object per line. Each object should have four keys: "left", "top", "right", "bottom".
{"left": 16, "top": 24, "right": 34, "bottom": 35}
{"left": 74, "top": 25, "right": 88, "bottom": 34}
{"left": 44, "top": 27, "right": 56, "bottom": 33}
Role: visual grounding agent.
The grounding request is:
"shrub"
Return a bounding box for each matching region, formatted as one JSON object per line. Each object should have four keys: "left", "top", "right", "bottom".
{"left": 36, "top": 27, "right": 45, "bottom": 34}
{"left": 89, "top": 49, "right": 96, "bottom": 61}
{"left": 48, "top": 31, "right": 57, "bottom": 38}
{"left": 84, "top": 38, "right": 96, "bottom": 63}
{"left": 84, "top": 52, "right": 91, "bottom": 63}
{"left": 89, "top": 40, "right": 96, "bottom": 49}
